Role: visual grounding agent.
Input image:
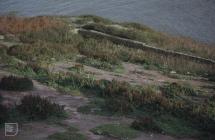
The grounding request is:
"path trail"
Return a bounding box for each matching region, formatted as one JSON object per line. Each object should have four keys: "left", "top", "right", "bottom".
{"left": 51, "top": 61, "right": 214, "bottom": 95}
{"left": 0, "top": 69, "right": 197, "bottom": 140}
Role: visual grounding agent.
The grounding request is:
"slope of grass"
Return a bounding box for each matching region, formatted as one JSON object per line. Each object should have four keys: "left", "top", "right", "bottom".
{"left": 20, "top": 26, "right": 83, "bottom": 44}
{"left": 77, "top": 39, "right": 215, "bottom": 76}
{"left": 8, "top": 41, "right": 79, "bottom": 63}
{"left": 0, "top": 16, "right": 63, "bottom": 34}
{"left": 1, "top": 15, "right": 214, "bottom": 139}
{"left": 81, "top": 21, "right": 215, "bottom": 60}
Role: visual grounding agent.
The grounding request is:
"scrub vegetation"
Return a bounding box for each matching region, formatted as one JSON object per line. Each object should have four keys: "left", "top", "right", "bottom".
{"left": 0, "top": 76, "right": 33, "bottom": 91}
{"left": 0, "top": 15, "right": 214, "bottom": 139}
{"left": 81, "top": 17, "right": 215, "bottom": 60}
{"left": 91, "top": 123, "right": 140, "bottom": 139}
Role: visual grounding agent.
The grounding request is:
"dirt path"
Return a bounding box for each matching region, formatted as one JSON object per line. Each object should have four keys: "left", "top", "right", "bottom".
{"left": 0, "top": 69, "right": 195, "bottom": 140}
{"left": 51, "top": 61, "right": 214, "bottom": 94}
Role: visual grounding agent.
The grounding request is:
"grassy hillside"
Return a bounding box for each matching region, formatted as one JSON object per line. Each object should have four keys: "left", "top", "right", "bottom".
{"left": 0, "top": 15, "right": 214, "bottom": 140}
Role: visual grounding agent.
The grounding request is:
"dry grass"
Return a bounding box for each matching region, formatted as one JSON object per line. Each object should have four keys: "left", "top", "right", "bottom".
{"left": 8, "top": 41, "right": 79, "bottom": 62}
{"left": 122, "top": 22, "right": 215, "bottom": 60}
{"left": 78, "top": 39, "right": 215, "bottom": 75}
{"left": 165, "top": 36, "right": 215, "bottom": 59}
{"left": 102, "top": 80, "right": 215, "bottom": 133}
{"left": 82, "top": 21, "right": 215, "bottom": 60}
{"left": 0, "top": 16, "right": 64, "bottom": 34}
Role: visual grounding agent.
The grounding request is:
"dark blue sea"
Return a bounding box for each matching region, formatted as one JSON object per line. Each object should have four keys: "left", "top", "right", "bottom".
{"left": 0, "top": 0, "right": 215, "bottom": 44}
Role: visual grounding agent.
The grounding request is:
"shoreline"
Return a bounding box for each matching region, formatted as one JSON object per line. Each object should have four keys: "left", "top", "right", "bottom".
{"left": 1, "top": 0, "right": 215, "bottom": 44}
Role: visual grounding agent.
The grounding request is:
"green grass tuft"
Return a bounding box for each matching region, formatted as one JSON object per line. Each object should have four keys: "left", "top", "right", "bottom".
{"left": 17, "top": 95, "right": 66, "bottom": 120}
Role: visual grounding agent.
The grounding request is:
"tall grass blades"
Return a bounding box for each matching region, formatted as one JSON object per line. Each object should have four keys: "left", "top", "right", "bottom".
{"left": 17, "top": 95, "right": 65, "bottom": 120}
{"left": 0, "top": 16, "right": 63, "bottom": 34}
{"left": 0, "top": 76, "right": 33, "bottom": 91}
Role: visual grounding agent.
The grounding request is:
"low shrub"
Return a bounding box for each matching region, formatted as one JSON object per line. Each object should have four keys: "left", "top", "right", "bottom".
{"left": 0, "top": 76, "right": 33, "bottom": 91}
{"left": 0, "top": 16, "right": 63, "bottom": 34}
{"left": 77, "top": 98, "right": 110, "bottom": 116}
{"left": 102, "top": 80, "right": 131, "bottom": 97}
{"left": 9, "top": 63, "right": 49, "bottom": 82}
{"left": 8, "top": 41, "right": 79, "bottom": 62}
{"left": 101, "top": 80, "right": 214, "bottom": 134}
{"left": 161, "top": 82, "right": 197, "bottom": 98}
{"left": 56, "top": 73, "right": 96, "bottom": 90}
{"left": 91, "top": 123, "right": 139, "bottom": 139}
{"left": 105, "top": 96, "right": 134, "bottom": 114}
{"left": 17, "top": 95, "right": 65, "bottom": 120}
{"left": 78, "top": 39, "right": 121, "bottom": 65}
{"left": 20, "top": 26, "right": 83, "bottom": 44}
{"left": 131, "top": 117, "right": 161, "bottom": 133}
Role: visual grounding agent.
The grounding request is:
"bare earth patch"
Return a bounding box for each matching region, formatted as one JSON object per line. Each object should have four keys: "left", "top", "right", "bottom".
{"left": 0, "top": 69, "right": 198, "bottom": 140}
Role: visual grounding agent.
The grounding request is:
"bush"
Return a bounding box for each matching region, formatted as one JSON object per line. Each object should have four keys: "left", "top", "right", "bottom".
{"left": 105, "top": 96, "right": 134, "bottom": 114}
{"left": 161, "top": 82, "right": 197, "bottom": 98}
{"left": 17, "top": 95, "right": 65, "bottom": 120}
{"left": 8, "top": 41, "right": 79, "bottom": 62}
{"left": 0, "top": 16, "right": 63, "bottom": 34}
{"left": 0, "top": 76, "right": 33, "bottom": 91}
{"left": 131, "top": 117, "right": 161, "bottom": 133}
{"left": 56, "top": 73, "right": 96, "bottom": 90}
{"left": 91, "top": 124, "right": 139, "bottom": 139}
{"left": 20, "top": 26, "right": 83, "bottom": 44}
{"left": 78, "top": 39, "right": 121, "bottom": 65}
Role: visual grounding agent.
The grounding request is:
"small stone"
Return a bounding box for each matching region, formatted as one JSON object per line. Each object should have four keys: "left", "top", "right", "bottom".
{"left": 0, "top": 35, "right": 5, "bottom": 40}
{"left": 32, "top": 57, "right": 37, "bottom": 62}
{"left": 96, "top": 130, "right": 102, "bottom": 135}
{"left": 170, "top": 71, "right": 177, "bottom": 74}
{"left": 51, "top": 58, "right": 56, "bottom": 61}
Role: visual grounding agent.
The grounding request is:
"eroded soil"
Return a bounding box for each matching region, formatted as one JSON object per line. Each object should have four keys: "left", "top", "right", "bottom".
{"left": 1, "top": 59, "right": 214, "bottom": 140}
